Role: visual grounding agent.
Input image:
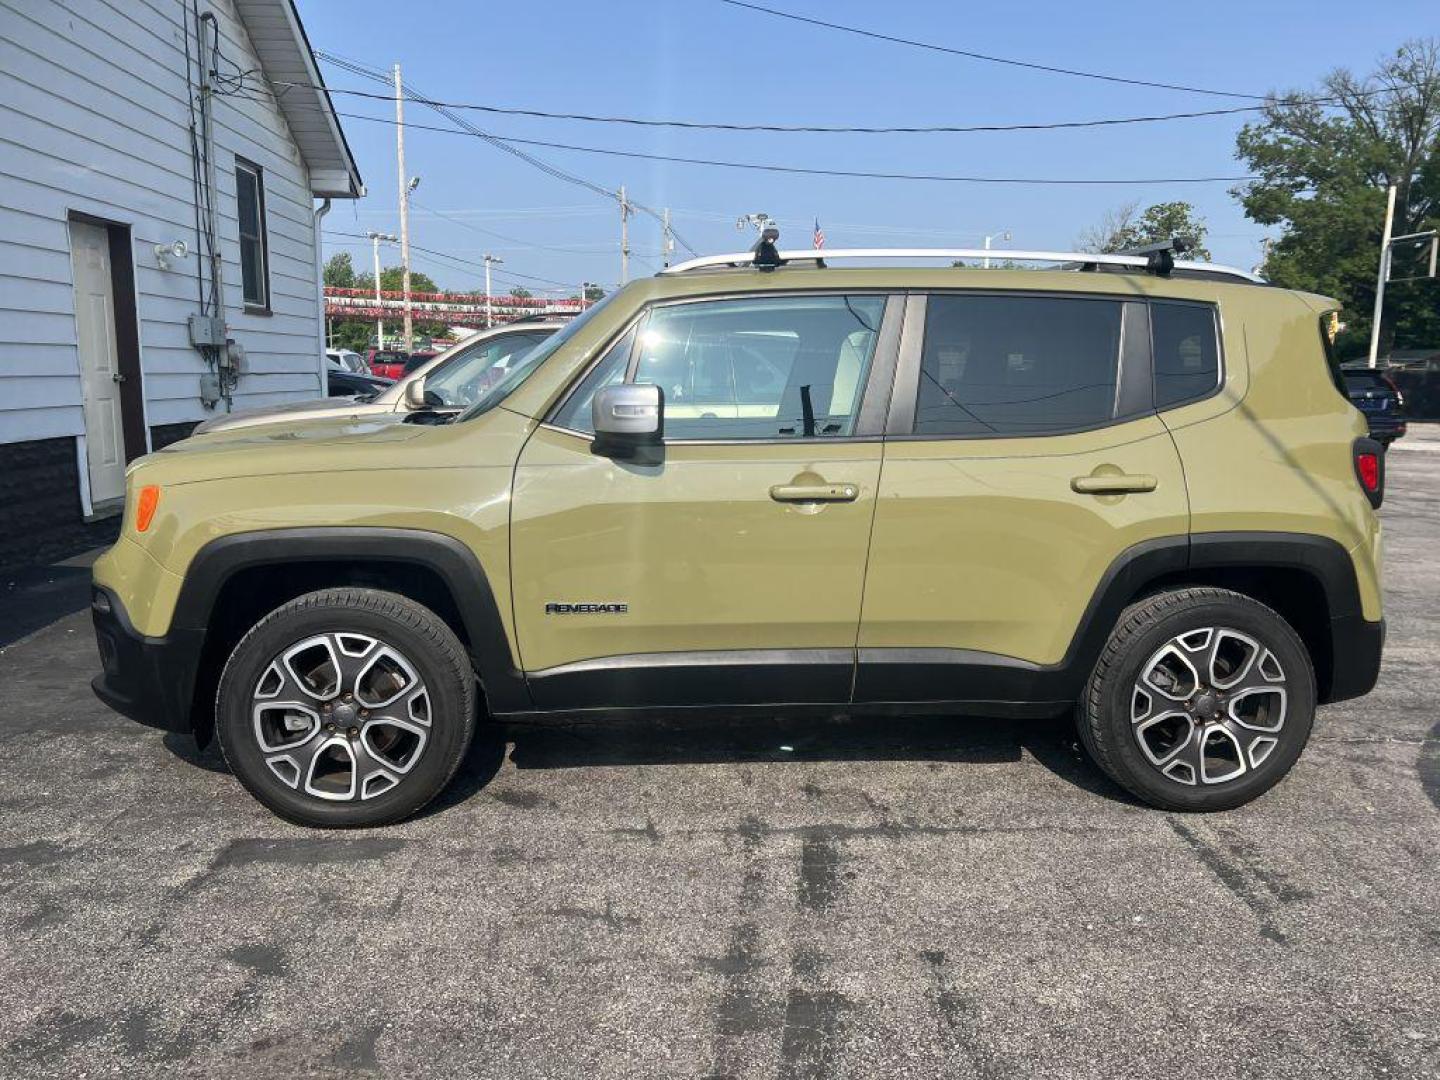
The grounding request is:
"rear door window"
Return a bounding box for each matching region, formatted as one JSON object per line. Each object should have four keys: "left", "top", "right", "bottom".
{"left": 913, "top": 294, "right": 1124, "bottom": 437}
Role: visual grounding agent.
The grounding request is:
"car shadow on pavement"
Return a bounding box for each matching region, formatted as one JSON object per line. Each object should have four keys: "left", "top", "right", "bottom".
{"left": 492, "top": 712, "right": 1139, "bottom": 807}
{"left": 160, "top": 711, "right": 1141, "bottom": 817}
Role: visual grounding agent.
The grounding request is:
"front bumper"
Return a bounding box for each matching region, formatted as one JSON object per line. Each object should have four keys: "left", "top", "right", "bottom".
{"left": 1325, "top": 614, "right": 1386, "bottom": 704}
{"left": 91, "top": 586, "right": 205, "bottom": 734}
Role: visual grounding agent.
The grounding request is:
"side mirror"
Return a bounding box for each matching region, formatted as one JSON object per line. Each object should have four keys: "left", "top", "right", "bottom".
{"left": 403, "top": 379, "right": 427, "bottom": 410}
{"left": 591, "top": 383, "right": 663, "bottom": 457}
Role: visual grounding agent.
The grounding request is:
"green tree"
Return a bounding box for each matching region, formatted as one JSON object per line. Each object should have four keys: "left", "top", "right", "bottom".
{"left": 508, "top": 286, "right": 533, "bottom": 299}
{"left": 1234, "top": 38, "right": 1440, "bottom": 357}
{"left": 354, "top": 266, "right": 441, "bottom": 295}
{"left": 323, "top": 252, "right": 357, "bottom": 289}
{"left": 1078, "top": 201, "right": 1212, "bottom": 260}
{"left": 583, "top": 284, "right": 606, "bottom": 302}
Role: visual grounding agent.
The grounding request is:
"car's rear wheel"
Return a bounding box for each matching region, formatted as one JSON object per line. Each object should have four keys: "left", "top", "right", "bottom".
{"left": 1077, "top": 587, "right": 1315, "bottom": 811}
{"left": 216, "top": 588, "right": 475, "bottom": 827}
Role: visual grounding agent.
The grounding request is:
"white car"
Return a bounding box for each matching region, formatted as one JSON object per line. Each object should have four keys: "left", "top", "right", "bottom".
{"left": 325, "top": 348, "right": 368, "bottom": 373}
{"left": 197, "top": 319, "right": 571, "bottom": 435}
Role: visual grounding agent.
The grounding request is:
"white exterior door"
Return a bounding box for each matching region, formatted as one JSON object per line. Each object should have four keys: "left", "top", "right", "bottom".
{"left": 68, "top": 220, "right": 127, "bottom": 506}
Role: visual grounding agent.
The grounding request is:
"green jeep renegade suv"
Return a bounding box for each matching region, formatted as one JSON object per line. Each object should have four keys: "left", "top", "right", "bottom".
{"left": 90, "top": 243, "right": 1385, "bottom": 827}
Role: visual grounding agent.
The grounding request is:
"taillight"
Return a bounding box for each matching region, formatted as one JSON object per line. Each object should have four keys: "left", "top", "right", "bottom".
{"left": 1353, "top": 439, "right": 1384, "bottom": 509}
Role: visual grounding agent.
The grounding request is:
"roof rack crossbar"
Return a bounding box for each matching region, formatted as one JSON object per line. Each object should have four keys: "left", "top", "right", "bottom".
{"left": 660, "top": 247, "right": 1263, "bottom": 283}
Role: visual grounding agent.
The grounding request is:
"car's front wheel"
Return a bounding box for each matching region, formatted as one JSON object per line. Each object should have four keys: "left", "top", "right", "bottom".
{"left": 216, "top": 588, "right": 475, "bottom": 827}
{"left": 1077, "top": 587, "right": 1316, "bottom": 811}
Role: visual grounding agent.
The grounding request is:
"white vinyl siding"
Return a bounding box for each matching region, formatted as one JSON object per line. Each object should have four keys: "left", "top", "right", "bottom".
{"left": 0, "top": 0, "right": 328, "bottom": 445}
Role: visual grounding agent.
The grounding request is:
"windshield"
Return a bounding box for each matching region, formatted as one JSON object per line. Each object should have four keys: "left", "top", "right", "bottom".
{"left": 418, "top": 330, "right": 554, "bottom": 408}
{"left": 457, "top": 295, "right": 618, "bottom": 422}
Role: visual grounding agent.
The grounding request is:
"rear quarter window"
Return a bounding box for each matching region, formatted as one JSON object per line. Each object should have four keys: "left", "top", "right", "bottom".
{"left": 1150, "top": 302, "right": 1220, "bottom": 409}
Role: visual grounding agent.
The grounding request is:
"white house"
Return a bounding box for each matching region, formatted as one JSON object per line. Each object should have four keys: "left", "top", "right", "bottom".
{"left": 0, "top": 0, "right": 361, "bottom": 569}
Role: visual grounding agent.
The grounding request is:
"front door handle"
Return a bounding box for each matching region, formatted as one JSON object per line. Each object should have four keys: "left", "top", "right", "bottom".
{"left": 1071, "top": 473, "right": 1157, "bottom": 495}
{"left": 770, "top": 482, "right": 859, "bottom": 503}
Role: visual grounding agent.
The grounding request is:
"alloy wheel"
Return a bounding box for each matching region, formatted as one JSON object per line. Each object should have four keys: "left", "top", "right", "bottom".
{"left": 250, "top": 632, "right": 431, "bottom": 802}
{"left": 1130, "top": 626, "right": 1288, "bottom": 786}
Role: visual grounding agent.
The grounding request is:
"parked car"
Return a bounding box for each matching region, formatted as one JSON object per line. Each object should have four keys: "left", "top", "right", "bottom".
{"left": 1340, "top": 364, "right": 1407, "bottom": 447}
{"left": 191, "top": 319, "right": 567, "bottom": 434}
{"left": 327, "top": 368, "right": 393, "bottom": 398}
{"left": 366, "top": 349, "right": 410, "bottom": 380}
{"left": 91, "top": 242, "right": 1384, "bottom": 826}
{"left": 401, "top": 350, "right": 440, "bottom": 375}
{"left": 325, "top": 348, "right": 368, "bottom": 374}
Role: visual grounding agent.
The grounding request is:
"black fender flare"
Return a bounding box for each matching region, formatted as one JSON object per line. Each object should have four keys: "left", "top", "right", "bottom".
{"left": 174, "top": 527, "right": 530, "bottom": 712}
{"left": 1056, "top": 530, "right": 1366, "bottom": 701}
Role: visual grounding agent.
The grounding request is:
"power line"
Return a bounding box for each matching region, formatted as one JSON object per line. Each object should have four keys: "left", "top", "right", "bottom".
{"left": 334, "top": 109, "right": 1258, "bottom": 185}
{"left": 717, "top": 0, "right": 1272, "bottom": 100}
{"left": 291, "top": 79, "right": 1277, "bottom": 132}
{"left": 409, "top": 198, "right": 619, "bottom": 255}
{"left": 314, "top": 52, "right": 698, "bottom": 256}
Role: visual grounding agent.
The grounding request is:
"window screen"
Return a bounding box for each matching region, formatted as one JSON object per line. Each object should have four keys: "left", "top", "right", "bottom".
{"left": 914, "top": 295, "right": 1124, "bottom": 437}
{"left": 1151, "top": 302, "right": 1220, "bottom": 409}
{"left": 235, "top": 161, "right": 268, "bottom": 310}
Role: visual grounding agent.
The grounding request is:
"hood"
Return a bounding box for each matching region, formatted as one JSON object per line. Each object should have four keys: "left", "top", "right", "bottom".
{"left": 192, "top": 395, "right": 386, "bottom": 435}
{"left": 135, "top": 413, "right": 430, "bottom": 486}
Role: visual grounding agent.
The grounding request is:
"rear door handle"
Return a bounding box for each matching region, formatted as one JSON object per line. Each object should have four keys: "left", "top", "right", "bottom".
{"left": 770, "top": 483, "right": 860, "bottom": 503}
{"left": 1071, "top": 473, "right": 1157, "bottom": 494}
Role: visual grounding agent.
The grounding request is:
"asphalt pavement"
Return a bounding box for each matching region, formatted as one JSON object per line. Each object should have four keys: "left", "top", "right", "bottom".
{"left": 1, "top": 432, "right": 1437, "bottom": 1079}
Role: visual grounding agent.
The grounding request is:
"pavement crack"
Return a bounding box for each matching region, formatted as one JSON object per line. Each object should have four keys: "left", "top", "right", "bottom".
{"left": 1168, "top": 818, "right": 1289, "bottom": 944}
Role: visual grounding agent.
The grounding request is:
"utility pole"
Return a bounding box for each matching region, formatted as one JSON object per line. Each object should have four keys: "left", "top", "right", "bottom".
{"left": 661, "top": 207, "right": 674, "bottom": 268}
{"left": 483, "top": 254, "right": 503, "bottom": 328}
{"left": 366, "top": 231, "right": 396, "bottom": 348}
{"left": 1367, "top": 184, "right": 1397, "bottom": 369}
{"left": 394, "top": 63, "right": 414, "bottom": 352}
{"left": 618, "top": 185, "right": 631, "bottom": 285}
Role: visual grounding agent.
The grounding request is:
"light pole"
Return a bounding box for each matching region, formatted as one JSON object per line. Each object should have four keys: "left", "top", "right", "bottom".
{"left": 982, "top": 230, "right": 1011, "bottom": 270}
{"left": 1367, "top": 185, "right": 1398, "bottom": 369}
{"left": 366, "top": 231, "right": 397, "bottom": 348}
{"left": 483, "top": 254, "right": 503, "bottom": 328}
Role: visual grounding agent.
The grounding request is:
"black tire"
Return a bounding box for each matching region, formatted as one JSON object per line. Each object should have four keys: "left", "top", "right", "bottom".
{"left": 1077, "top": 587, "right": 1316, "bottom": 812}
{"left": 216, "top": 588, "right": 475, "bottom": 828}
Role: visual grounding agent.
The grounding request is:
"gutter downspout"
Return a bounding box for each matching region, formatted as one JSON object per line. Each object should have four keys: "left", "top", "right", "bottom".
{"left": 314, "top": 197, "right": 331, "bottom": 393}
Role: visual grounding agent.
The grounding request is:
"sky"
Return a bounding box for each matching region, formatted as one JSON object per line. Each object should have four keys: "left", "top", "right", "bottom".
{"left": 299, "top": 0, "right": 1434, "bottom": 296}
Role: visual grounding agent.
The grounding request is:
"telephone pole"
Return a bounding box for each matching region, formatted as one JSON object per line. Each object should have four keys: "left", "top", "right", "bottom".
{"left": 483, "top": 254, "right": 503, "bottom": 328}
{"left": 393, "top": 63, "right": 414, "bottom": 351}
{"left": 618, "top": 185, "right": 631, "bottom": 285}
{"left": 662, "top": 207, "right": 674, "bottom": 268}
{"left": 366, "top": 231, "right": 396, "bottom": 348}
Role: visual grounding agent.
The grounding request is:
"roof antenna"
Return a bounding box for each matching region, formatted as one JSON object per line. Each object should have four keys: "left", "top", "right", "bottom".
{"left": 752, "top": 226, "right": 785, "bottom": 271}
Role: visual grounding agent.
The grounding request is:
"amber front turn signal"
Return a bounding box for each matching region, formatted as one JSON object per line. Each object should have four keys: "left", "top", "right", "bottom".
{"left": 135, "top": 485, "right": 161, "bottom": 532}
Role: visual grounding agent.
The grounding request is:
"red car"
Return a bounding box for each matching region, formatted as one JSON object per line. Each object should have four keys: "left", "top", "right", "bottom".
{"left": 365, "top": 349, "right": 410, "bottom": 380}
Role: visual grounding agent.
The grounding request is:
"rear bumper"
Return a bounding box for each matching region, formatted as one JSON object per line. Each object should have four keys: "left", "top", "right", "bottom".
{"left": 1325, "top": 615, "right": 1385, "bottom": 704}
{"left": 90, "top": 586, "right": 204, "bottom": 734}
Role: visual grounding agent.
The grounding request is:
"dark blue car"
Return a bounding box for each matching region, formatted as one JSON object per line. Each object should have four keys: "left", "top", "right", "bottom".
{"left": 1342, "top": 367, "right": 1407, "bottom": 447}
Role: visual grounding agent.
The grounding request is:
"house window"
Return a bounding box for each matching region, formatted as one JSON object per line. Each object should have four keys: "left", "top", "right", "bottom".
{"left": 235, "top": 159, "right": 269, "bottom": 311}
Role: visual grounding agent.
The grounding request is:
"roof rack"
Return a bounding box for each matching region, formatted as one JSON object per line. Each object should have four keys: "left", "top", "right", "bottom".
{"left": 660, "top": 245, "right": 1265, "bottom": 284}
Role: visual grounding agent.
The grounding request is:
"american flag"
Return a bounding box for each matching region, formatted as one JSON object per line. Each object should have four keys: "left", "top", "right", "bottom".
{"left": 813, "top": 219, "right": 825, "bottom": 250}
